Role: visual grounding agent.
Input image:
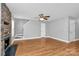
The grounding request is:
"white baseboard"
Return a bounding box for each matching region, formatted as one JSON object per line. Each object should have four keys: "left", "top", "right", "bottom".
{"left": 45, "top": 36, "right": 69, "bottom": 43}
{"left": 14, "top": 36, "right": 69, "bottom": 43}
{"left": 14, "top": 37, "right": 41, "bottom": 41}
{"left": 13, "top": 36, "right": 79, "bottom": 43}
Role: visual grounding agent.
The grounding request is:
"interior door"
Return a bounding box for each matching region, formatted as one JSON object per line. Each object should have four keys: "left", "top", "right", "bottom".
{"left": 69, "top": 19, "right": 75, "bottom": 41}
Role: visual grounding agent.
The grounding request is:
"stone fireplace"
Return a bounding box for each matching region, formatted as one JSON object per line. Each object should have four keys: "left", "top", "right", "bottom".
{"left": 1, "top": 3, "right": 11, "bottom": 56}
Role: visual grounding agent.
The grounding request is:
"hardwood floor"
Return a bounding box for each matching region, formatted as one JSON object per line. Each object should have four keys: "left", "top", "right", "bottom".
{"left": 13, "top": 38, "right": 79, "bottom": 56}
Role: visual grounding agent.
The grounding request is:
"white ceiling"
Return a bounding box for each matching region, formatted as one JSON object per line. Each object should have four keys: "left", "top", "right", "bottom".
{"left": 6, "top": 3, "right": 79, "bottom": 20}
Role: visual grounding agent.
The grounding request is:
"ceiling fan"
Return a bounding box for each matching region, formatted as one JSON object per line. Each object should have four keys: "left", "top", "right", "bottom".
{"left": 17, "top": 14, "right": 50, "bottom": 22}
{"left": 39, "top": 14, "right": 50, "bottom": 21}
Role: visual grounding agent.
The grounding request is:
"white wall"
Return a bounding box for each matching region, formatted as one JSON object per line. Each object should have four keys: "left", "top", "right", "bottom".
{"left": 75, "top": 19, "right": 79, "bottom": 39}
{"left": 14, "top": 17, "right": 69, "bottom": 41}
{"left": 14, "top": 17, "right": 78, "bottom": 42}
{"left": 69, "top": 18, "right": 75, "bottom": 41}
{"left": 14, "top": 18, "right": 28, "bottom": 37}
{"left": 23, "top": 20, "right": 41, "bottom": 38}
{"left": 46, "top": 18, "right": 68, "bottom": 41}
{"left": 14, "top": 19, "right": 24, "bottom": 35}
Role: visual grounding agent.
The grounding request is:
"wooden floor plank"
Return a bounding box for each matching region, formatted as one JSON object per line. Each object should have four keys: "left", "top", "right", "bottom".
{"left": 13, "top": 38, "right": 79, "bottom": 56}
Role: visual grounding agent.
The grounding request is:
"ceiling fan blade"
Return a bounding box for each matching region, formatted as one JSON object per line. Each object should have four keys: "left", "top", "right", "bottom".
{"left": 45, "top": 16, "right": 50, "bottom": 17}
{"left": 42, "top": 16, "right": 50, "bottom": 20}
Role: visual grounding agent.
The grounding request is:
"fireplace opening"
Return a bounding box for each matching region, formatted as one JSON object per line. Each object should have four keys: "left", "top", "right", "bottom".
{"left": 4, "top": 35, "right": 11, "bottom": 50}
{"left": 4, "top": 37, "right": 10, "bottom": 49}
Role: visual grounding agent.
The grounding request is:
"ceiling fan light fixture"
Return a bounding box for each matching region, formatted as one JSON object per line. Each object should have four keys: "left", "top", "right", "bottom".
{"left": 40, "top": 18, "right": 45, "bottom": 21}
{"left": 39, "top": 14, "right": 50, "bottom": 21}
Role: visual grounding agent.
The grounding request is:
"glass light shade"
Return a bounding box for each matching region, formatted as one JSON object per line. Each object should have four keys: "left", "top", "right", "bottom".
{"left": 40, "top": 18, "right": 44, "bottom": 21}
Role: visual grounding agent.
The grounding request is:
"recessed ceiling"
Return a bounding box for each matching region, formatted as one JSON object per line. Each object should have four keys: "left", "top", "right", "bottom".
{"left": 6, "top": 3, "right": 79, "bottom": 20}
